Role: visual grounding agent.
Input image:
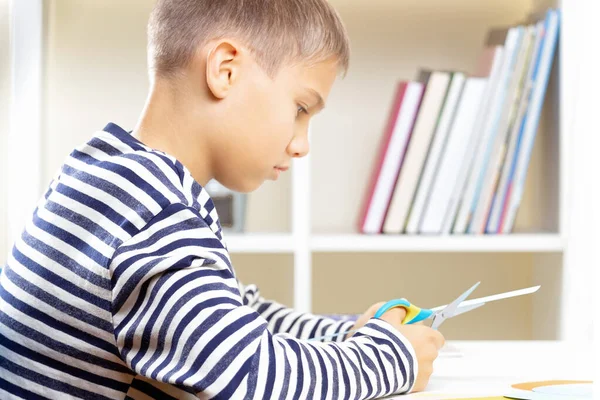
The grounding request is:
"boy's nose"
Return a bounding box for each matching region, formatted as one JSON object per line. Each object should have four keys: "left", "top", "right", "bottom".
{"left": 287, "top": 134, "right": 310, "bottom": 158}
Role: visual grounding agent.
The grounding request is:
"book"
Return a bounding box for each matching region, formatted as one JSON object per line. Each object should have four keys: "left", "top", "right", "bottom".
{"left": 405, "top": 72, "right": 466, "bottom": 234}
{"left": 357, "top": 81, "right": 424, "bottom": 234}
{"left": 440, "top": 45, "right": 505, "bottom": 234}
{"left": 419, "top": 77, "right": 488, "bottom": 234}
{"left": 383, "top": 70, "right": 451, "bottom": 234}
{"left": 452, "top": 26, "right": 524, "bottom": 234}
{"left": 497, "top": 9, "right": 560, "bottom": 233}
{"left": 486, "top": 20, "right": 545, "bottom": 233}
{"left": 469, "top": 24, "right": 537, "bottom": 234}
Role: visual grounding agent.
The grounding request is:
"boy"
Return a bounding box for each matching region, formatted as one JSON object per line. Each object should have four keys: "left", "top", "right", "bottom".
{"left": 0, "top": 0, "right": 444, "bottom": 398}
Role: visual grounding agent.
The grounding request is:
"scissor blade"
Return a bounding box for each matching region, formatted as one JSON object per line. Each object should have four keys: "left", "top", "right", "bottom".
{"left": 439, "top": 282, "right": 481, "bottom": 317}
{"left": 450, "top": 302, "right": 485, "bottom": 317}
{"left": 431, "top": 285, "right": 540, "bottom": 312}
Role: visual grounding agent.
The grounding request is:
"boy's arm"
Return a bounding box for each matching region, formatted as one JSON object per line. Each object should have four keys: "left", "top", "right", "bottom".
{"left": 240, "top": 283, "right": 358, "bottom": 342}
{"left": 111, "top": 203, "right": 418, "bottom": 399}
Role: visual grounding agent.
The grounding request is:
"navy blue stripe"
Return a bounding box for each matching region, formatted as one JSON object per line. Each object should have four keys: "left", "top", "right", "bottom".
{"left": 322, "top": 349, "right": 339, "bottom": 400}
{"left": 299, "top": 343, "right": 317, "bottom": 397}
{"left": 262, "top": 331, "right": 277, "bottom": 400}
{"left": 21, "top": 230, "right": 110, "bottom": 290}
{"left": 313, "top": 343, "right": 330, "bottom": 398}
{"left": 55, "top": 183, "right": 138, "bottom": 237}
{"left": 354, "top": 345, "right": 379, "bottom": 397}
{"left": 102, "top": 123, "right": 184, "bottom": 182}
{"left": 32, "top": 213, "right": 110, "bottom": 268}
{"left": 0, "top": 286, "right": 120, "bottom": 358}
{"left": 278, "top": 340, "right": 292, "bottom": 400}
{"left": 45, "top": 200, "right": 121, "bottom": 249}
{"left": 88, "top": 137, "right": 123, "bottom": 157}
{"left": 281, "top": 313, "right": 303, "bottom": 336}
{"left": 112, "top": 236, "right": 221, "bottom": 284}
{"left": 103, "top": 123, "right": 146, "bottom": 152}
{"left": 330, "top": 345, "right": 352, "bottom": 400}
{"left": 62, "top": 163, "right": 154, "bottom": 223}
{"left": 12, "top": 247, "right": 111, "bottom": 312}
{"left": 129, "top": 378, "right": 178, "bottom": 400}
{"left": 148, "top": 299, "right": 240, "bottom": 379}
{"left": 365, "top": 343, "right": 390, "bottom": 395}
{"left": 0, "top": 311, "right": 133, "bottom": 374}
{"left": 364, "top": 323, "right": 414, "bottom": 387}
{"left": 71, "top": 150, "right": 170, "bottom": 212}
{"left": 338, "top": 345, "right": 363, "bottom": 399}
{"left": 289, "top": 340, "right": 305, "bottom": 399}
{"left": 129, "top": 281, "right": 238, "bottom": 370}
{"left": 244, "top": 337, "right": 262, "bottom": 399}
{"left": 5, "top": 267, "right": 112, "bottom": 333}
{"left": 348, "top": 346, "right": 372, "bottom": 398}
{"left": 0, "top": 356, "right": 114, "bottom": 400}
{"left": 120, "top": 153, "right": 188, "bottom": 204}
{"left": 139, "top": 303, "right": 228, "bottom": 376}
{"left": 0, "top": 375, "right": 52, "bottom": 400}
{"left": 117, "top": 218, "right": 205, "bottom": 256}
{"left": 183, "top": 318, "right": 264, "bottom": 387}
{"left": 215, "top": 356, "right": 254, "bottom": 399}
{"left": 0, "top": 334, "right": 129, "bottom": 392}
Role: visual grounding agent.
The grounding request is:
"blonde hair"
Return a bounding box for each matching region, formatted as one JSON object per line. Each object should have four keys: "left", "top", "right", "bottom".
{"left": 147, "top": 0, "right": 350, "bottom": 79}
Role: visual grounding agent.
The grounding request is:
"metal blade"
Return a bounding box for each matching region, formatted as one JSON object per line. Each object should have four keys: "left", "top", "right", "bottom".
{"left": 450, "top": 302, "right": 485, "bottom": 317}
{"left": 438, "top": 282, "right": 481, "bottom": 318}
{"left": 431, "top": 285, "right": 540, "bottom": 312}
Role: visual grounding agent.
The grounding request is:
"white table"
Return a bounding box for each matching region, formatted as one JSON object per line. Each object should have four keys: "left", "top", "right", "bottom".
{"left": 385, "top": 341, "right": 595, "bottom": 399}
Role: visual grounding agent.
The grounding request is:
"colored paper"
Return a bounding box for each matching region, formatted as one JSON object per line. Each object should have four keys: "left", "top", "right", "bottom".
{"left": 511, "top": 380, "right": 592, "bottom": 390}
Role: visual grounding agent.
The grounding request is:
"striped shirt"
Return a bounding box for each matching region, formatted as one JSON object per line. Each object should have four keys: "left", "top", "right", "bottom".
{"left": 0, "top": 123, "right": 417, "bottom": 399}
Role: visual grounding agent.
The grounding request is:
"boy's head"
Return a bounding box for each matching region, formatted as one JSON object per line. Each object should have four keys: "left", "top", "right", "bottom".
{"left": 142, "top": 0, "right": 350, "bottom": 193}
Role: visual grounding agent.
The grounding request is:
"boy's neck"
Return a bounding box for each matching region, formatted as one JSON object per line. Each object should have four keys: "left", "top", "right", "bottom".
{"left": 132, "top": 79, "right": 214, "bottom": 187}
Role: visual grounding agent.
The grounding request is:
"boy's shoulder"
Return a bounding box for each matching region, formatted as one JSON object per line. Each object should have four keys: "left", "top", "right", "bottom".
{"left": 57, "top": 123, "right": 218, "bottom": 231}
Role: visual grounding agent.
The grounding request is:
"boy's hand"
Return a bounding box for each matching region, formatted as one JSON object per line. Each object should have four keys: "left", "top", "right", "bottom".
{"left": 380, "top": 308, "right": 445, "bottom": 393}
{"left": 350, "top": 301, "right": 408, "bottom": 336}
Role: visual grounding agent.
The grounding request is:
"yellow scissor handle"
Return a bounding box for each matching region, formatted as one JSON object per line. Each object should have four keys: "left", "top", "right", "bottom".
{"left": 374, "top": 299, "right": 434, "bottom": 324}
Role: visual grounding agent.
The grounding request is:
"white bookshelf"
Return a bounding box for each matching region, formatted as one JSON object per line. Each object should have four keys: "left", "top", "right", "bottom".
{"left": 226, "top": 234, "right": 564, "bottom": 254}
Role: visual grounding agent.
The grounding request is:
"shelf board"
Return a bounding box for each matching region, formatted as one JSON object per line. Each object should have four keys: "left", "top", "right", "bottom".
{"left": 223, "top": 233, "right": 295, "bottom": 253}
{"left": 310, "top": 233, "right": 564, "bottom": 253}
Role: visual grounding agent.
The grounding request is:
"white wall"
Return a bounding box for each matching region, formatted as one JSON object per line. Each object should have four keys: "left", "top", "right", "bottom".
{"left": 0, "top": 0, "right": 10, "bottom": 262}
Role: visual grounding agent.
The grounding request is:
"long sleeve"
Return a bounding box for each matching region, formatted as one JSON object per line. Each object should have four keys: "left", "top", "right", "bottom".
{"left": 241, "top": 283, "right": 358, "bottom": 342}
{"left": 110, "top": 203, "right": 418, "bottom": 399}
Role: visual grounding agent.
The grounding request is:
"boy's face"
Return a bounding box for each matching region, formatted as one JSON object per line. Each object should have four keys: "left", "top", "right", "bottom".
{"left": 207, "top": 46, "right": 339, "bottom": 193}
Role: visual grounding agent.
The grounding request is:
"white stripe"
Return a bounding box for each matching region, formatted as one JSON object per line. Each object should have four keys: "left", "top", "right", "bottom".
{"left": 59, "top": 173, "right": 147, "bottom": 230}
{"left": 0, "top": 364, "right": 80, "bottom": 400}
{"left": 124, "top": 271, "right": 239, "bottom": 368}
{"left": 168, "top": 307, "right": 265, "bottom": 383}
{"left": 66, "top": 154, "right": 163, "bottom": 217}
{"left": 0, "top": 293, "right": 124, "bottom": 364}
{"left": 0, "top": 321, "right": 129, "bottom": 384}
{"left": 1, "top": 271, "right": 113, "bottom": 347}
{"left": 35, "top": 205, "right": 114, "bottom": 260}
{"left": 16, "top": 225, "right": 110, "bottom": 300}
{"left": 50, "top": 189, "right": 131, "bottom": 244}
{"left": 79, "top": 145, "right": 183, "bottom": 206}
{"left": 0, "top": 342, "right": 125, "bottom": 399}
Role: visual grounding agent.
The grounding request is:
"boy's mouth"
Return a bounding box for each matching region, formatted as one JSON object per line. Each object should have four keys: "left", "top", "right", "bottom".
{"left": 274, "top": 166, "right": 289, "bottom": 172}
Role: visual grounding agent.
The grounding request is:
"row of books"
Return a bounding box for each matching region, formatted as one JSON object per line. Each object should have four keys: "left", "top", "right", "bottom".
{"left": 358, "top": 9, "right": 560, "bottom": 235}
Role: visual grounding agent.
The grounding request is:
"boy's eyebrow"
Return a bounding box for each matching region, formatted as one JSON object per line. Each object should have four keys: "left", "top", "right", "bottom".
{"left": 307, "top": 88, "right": 325, "bottom": 111}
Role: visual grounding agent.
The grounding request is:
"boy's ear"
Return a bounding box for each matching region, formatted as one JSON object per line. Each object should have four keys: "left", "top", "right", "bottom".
{"left": 205, "top": 40, "right": 242, "bottom": 99}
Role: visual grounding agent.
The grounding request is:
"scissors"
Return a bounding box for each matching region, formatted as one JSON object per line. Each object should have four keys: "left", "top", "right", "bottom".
{"left": 373, "top": 281, "right": 484, "bottom": 330}
{"left": 311, "top": 282, "right": 540, "bottom": 341}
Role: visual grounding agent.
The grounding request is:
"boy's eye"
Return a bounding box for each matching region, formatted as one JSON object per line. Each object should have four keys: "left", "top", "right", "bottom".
{"left": 297, "top": 105, "right": 308, "bottom": 116}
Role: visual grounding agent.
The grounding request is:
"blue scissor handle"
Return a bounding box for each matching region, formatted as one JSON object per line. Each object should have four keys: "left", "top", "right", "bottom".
{"left": 374, "top": 298, "right": 434, "bottom": 324}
